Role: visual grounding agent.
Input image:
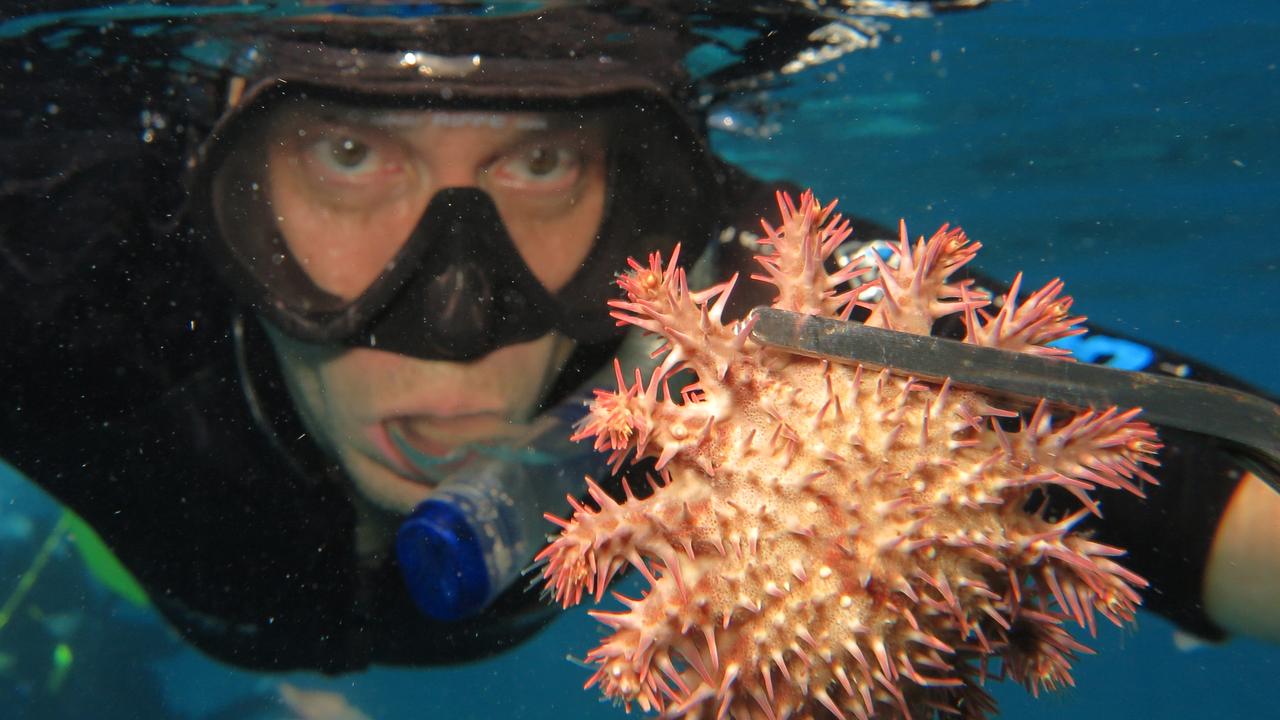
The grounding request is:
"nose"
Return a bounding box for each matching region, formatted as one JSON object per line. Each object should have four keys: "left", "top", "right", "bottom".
{"left": 353, "top": 187, "right": 561, "bottom": 362}
{"left": 431, "top": 165, "right": 480, "bottom": 188}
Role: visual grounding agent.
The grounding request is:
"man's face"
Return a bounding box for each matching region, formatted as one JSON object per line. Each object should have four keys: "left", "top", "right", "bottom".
{"left": 253, "top": 107, "right": 608, "bottom": 516}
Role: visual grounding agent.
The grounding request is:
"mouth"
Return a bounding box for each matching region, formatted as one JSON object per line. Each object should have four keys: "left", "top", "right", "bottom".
{"left": 379, "top": 413, "right": 511, "bottom": 483}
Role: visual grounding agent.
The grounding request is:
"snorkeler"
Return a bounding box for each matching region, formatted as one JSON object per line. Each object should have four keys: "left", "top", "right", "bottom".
{"left": 0, "top": 0, "right": 1276, "bottom": 682}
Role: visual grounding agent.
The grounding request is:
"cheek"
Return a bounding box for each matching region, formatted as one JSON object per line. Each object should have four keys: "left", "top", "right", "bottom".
{"left": 511, "top": 167, "right": 607, "bottom": 292}
{"left": 483, "top": 334, "right": 577, "bottom": 415}
{"left": 266, "top": 321, "right": 572, "bottom": 432}
{"left": 260, "top": 326, "right": 362, "bottom": 441}
{"left": 268, "top": 161, "right": 425, "bottom": 299}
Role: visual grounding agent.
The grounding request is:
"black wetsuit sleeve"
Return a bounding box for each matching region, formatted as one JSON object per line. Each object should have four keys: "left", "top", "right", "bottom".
{"left": 945, "top": 271, "right": 1268, "bottom": 641}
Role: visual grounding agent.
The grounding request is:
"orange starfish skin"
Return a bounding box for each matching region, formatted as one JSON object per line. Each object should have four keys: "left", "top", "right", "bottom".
{"left": 538, "top": 191, "right": 1161, "bottom": 720}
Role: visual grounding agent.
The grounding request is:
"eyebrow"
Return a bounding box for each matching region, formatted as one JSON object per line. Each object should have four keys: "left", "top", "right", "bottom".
{"left": 336, "top": 110, "right": 555, "bottom": 132}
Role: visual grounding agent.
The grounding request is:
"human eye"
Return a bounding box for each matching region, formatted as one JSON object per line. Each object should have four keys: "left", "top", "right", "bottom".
{"left": 490, "top": 141, "right": 586, "bottom": 192}
{"left": 313, "top": 135, "right": 378, "bottom": 175}
{"left": 295, "top": 125, "right": 408, "bottom": 188}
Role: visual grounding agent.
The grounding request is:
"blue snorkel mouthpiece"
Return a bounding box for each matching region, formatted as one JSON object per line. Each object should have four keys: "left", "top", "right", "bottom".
{"left": 396, "top": 480, "right": 508, "bottom": 621}
{"left": 393, "top": 362, "right": 631, "bottom": 621}
{"left": 391, "top": 291, "right": 669, "bottom": 621}
{"left": 395, "top": 427, "right": 604, "bottom": 621}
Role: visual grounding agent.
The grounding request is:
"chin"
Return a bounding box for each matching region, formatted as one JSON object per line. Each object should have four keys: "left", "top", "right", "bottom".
{"left": 344, "top": 452, "right": 436, "bottom": 516}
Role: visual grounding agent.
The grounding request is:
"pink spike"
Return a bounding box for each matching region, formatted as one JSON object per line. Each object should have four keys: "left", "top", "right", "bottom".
{"left": 761, "top": 662, "right": 776, "bottom": 704}
{"left": 816, "top": 689, "right": 848, "bottom": 720}
{"left": 772, "top": 651, "right": 792, "bottom": 683}
{"left": 655, "top": 443, "right": 680, "bottom": 470}
{"left": 697, "top": 623, "right": 719, "bottom": 671}
{"left": 542, "top": 512, "right": 572, "bottom": 530}
{"left": 716, "top": 663, "right": 741, "bottom": 710}
{"left": 871, "top": 637, "right": 896, "bottom": 680}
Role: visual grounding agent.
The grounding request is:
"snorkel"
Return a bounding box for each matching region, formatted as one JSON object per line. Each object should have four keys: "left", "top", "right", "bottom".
{"left": 394, "top": 332, "right": 658, "bottom": 621}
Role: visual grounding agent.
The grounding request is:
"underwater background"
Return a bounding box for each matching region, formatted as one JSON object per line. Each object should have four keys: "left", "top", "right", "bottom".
{"left": 2, "top": 0, "right": 1277, "bottom": 718}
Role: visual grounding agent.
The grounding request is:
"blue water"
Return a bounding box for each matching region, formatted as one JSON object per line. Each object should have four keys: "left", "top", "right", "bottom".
{"left": 2, "top": 1, "right": 1278, "bottom": 718}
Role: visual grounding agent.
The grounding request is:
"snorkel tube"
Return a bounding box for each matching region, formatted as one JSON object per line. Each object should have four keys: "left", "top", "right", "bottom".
{"left": 394, "top": 333, "right": 658, "bottom": 621}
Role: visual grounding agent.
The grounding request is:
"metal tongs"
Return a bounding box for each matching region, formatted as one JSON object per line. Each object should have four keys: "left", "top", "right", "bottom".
{"left": 749, "top": 307, "right": 1280, "bottom": 495}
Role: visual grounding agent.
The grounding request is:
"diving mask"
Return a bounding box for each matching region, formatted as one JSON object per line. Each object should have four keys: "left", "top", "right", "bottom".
{"left": 189, "top": 86, "right": 722, "bottom": 361}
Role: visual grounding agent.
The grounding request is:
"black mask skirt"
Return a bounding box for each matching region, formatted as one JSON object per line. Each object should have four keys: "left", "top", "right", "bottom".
{"left": 190, "top": 86, "right": 722, "bottom": 362}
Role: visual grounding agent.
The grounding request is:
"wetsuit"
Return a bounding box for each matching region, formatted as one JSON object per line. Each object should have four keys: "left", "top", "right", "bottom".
{"left": 0, "top": 67, "right": 1263, "bottom": 672}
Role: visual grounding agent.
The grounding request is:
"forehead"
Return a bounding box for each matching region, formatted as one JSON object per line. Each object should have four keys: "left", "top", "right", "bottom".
{"left": 273, "top": 103, "right": 573, "bottom": 133}
{"left": 392, "top": 111, "right": 550, "bottom": 131}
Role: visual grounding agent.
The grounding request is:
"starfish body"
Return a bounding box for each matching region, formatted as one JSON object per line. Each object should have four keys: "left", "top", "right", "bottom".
{"left": 539, "top": 191, "right": 1160, "bottom": 720}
